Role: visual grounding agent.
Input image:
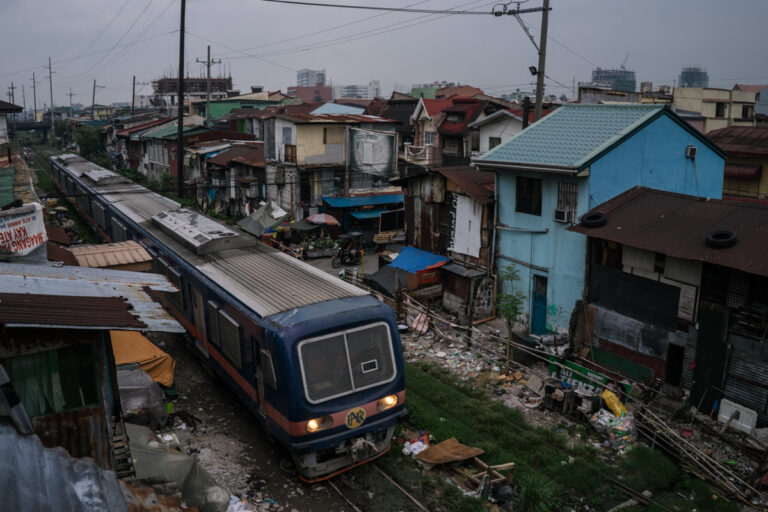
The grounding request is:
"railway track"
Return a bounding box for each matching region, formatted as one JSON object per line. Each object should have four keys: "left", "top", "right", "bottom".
{"left": 329, "top": 464, "right": 430, "bottom": 512}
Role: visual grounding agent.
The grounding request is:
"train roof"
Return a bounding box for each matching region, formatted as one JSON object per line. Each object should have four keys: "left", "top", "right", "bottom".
{"left": 51, "top": 155, "right": 368, "bottom": 318}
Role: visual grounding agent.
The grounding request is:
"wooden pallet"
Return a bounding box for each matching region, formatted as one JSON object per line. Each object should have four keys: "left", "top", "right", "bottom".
{"left": 453, "top": 457, "right": 515, "bottom": 491}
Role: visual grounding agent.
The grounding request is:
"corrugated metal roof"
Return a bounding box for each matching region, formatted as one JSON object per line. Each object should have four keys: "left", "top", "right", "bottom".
{"left": 0, "top": 422, "right": 128, "bottom": 512}
{"left": 69, "top": 241, "right": 152, "bottom": 268}
{"left": 724, "top": 164, "right": 761, "bottom": 178}
{"left": 435, "top": 166, "right": 495, "bottom": 205}
{"left": 476, "top": 104, "right": 668, "bottom": 170}
{"left": 199, "top": 246, "right": 366, "bottom": 317}
{"left": 141, "top": 123, "right": 208, "bottom": 140}
{"left": 311, "top": 103, "right": 365, "bottom": 115}
{"left": 733, "top": 84, "right": 768, "bottom": 94}
{"left": 0, "top": 293, "right": 145, "bottom": 329}
{"left": 0, "top": 263, "right": 184, "bottom": 332}
{"left": 207, "top": 143, "right": 265, "bottom": 167}
{"left": 569, "top": 186, "right": 768, "bottom": 277}
{"left": 323, "top": 194, "right": 403, "bottom": 208}
{"left": 706, "top": 125, "right": 768, "bottom": 158}
{"left": 115, "top": 118, "right": 170, "bottom": 138}
{"left": 277, "top": 113, "right": 394, "bottom": 124}
{"left": 0, "top": 100, "right": 23, "bottom": 113}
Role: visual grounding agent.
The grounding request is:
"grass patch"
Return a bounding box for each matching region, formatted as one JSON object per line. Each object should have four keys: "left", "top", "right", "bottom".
{"left": 619, "top": 445, "right": 679, "bottom": 491}
{"left": 404, "top": 362, "right": 610, "bottom": 511}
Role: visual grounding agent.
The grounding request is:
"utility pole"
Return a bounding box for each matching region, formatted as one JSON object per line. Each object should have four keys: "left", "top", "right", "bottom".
{"left": 131, "top": 75, "right": 136, "bottom": 115}
{"left": 67, "top": 88, "right": 75, "bottom": 109}
{"left": 533, "top": 0, "right": 550, "bottom": 121}
{"left": 91, "top": 80, "right": 105, "bottom": 120}
{"left": 8, "top": 83, "right": 18, "bottom": 138}
{"left": 22, "top": 85, "right": 26, "bottom": 121}
{"left": 47, "top": 57, "right": 55, "bottom": 145}
{"left": 176, "top": 0, "right": 186, "bottom": 198}
{"left": 196, "top": 45, "right": 221, "bottom": 127}
{"left": 30, "top": 73, "right": 37, "bottom": 123}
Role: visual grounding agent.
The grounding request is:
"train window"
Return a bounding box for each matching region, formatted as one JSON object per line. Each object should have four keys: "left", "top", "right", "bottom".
{"left": 111, "top": 217, "right": 128, "bottom": 242}
{"left": 166, "top": 267, "right": 185, "bottom": 310}
{"left": 219, "top": 310, "right": 242, "bottom": 368}
{"left": 93, "top": 203, "right": 106, "bottom": 228}
{"left": 207, "top": 301, "right": 220, "bottom": 346}
{"left": 260, "top": 349, "right": 277, "bottom": 390}
{"left": 298, "top": 322, "right": 396, "bottom": 404}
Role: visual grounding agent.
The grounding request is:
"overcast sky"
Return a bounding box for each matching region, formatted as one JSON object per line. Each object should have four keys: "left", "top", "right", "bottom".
{"left": 2, "top": 0, "right": 767, "bottom": 107}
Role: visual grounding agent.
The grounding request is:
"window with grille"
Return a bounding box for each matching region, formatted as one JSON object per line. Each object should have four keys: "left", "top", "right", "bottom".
{"left": 489, "top": 137, "right": 502, "bottom": 150}
{"left": 282, "top": 127, "right": 292, "bottom": 144}
{"left": 516, "top": 176, "right": 542, "bottom": 216}
{"left": 557, "top": 182, "right": 578, "bottom": 216}
{"left": 424, "top": 131, "right": 436, "bottom": 146}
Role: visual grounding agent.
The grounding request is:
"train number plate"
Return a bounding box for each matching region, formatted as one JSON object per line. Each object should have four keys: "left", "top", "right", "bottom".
{"left": 345, "top": 407, "right": 366, "bottom": 429}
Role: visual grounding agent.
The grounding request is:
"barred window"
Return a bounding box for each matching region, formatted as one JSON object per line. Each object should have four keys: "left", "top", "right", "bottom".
{"left": 557, "top": 182, "right": 578, "bottom": 214}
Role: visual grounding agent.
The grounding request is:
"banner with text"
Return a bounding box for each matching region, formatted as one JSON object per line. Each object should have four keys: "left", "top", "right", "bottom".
{"left": 0, "top": 203, "right": 47, "bottom": 256}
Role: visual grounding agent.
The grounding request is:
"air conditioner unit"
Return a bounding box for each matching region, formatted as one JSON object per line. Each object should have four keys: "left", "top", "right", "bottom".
{"left": 553, "top": 209, "right": 574, "bottom": 223}
{"left": 685, "top": 145, "right": 697, "bottom": 159}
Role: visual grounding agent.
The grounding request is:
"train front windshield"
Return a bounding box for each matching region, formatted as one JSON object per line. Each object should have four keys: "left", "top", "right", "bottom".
{"left": 297, "top": 322, "right": 397, "bottom": 404}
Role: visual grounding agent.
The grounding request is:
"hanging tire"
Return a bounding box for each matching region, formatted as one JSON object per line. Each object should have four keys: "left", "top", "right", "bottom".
{"left": 582, "top": 211, "right": 607, "bottom": 228}
{"left": 706, "top": 230, "right": 737, "bottom": 249}
{"left": 331, "top": 256, "right": 341, "bottom": 268}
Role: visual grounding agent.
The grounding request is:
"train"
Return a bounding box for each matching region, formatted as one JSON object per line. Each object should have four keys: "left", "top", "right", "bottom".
{"left": 49, "top": 154, "right": 407, "bottom": 481}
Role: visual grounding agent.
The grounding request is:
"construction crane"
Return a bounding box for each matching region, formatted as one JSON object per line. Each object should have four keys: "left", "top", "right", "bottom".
{"left": 620, "top": 53, "right": 630, "bottom": 71}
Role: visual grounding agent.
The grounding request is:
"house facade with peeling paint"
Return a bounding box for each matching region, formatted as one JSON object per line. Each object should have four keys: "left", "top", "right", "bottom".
{"left": 474, "top": 104, "right": 725, "bottom": 336}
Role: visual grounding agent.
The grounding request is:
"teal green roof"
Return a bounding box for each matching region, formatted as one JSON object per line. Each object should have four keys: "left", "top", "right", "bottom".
{"left": 143, "top": 124, "right": 210, "bottom": 140}
{"left": 477, "top": 104, "right": 667, "bottom": 170}
{"left": 0, "top": 167, "right": 15, "bottom": 207}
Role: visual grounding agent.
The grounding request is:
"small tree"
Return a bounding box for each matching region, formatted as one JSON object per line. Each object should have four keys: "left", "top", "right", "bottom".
{"left": 497, "top": 265, "right": 526, "bottom": 367}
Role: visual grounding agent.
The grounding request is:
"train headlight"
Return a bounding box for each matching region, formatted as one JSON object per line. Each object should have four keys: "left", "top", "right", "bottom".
{"left": 306, "top": 415, "right": 333, "bottom": 433}
{"left": 377, "top": 394, "right": 398, "bottom": 411}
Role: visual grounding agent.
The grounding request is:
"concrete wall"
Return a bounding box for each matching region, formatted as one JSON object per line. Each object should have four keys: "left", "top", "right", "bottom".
{"left": 495, "top": 172, "right": 589, "bottom": 333}
{"left": 296, "top": 124, "right": 345, "bottom": 166}
{"left": 589, "top": 114, "right": 724, "bottom": 207}
{"left": 0, "top": 114, "right": 7, "bottom": 140}
{"left": 673, "top": 88, "right": 756, "bottom": 133}
{"left": 477, "top": 116, "right": 523, "bottom": 154}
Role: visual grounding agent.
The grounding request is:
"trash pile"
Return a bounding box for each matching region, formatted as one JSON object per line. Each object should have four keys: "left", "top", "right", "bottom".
{"left": 589, "top": 409, "right": 636, "bottom": 455}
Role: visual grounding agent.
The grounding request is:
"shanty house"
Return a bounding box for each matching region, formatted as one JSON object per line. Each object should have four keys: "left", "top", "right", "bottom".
{"left": 0, "top": 262, "right": 182, "bottom": 474}
{"left": 392, "top": 166, "right": 496, "bottom": 322}
{"left": 262, "top": 113, "right": 397, "bottom": 220}
{"left": 570, "top": 187, "right": 768, "bottom": 426}
{"left": 474, "top": 104, "right": 725, "bottom": 336}
{"left": 200, "top": 142, "right": 266, "bottom": 217}
{"left": 0, "top": 100, "right": 22, "bottom": 142}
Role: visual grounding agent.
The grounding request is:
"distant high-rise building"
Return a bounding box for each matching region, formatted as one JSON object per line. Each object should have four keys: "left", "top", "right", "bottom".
{"left": 332, "top": 80, "right": 380, "bottom": 99}
{"left": 678, "top": 66, "right": 709, "bottom": 88}
{"left": 297, "top": 68, "right": 326, "bottom": 87}
{"left": 591, "top": 67, "right": 636, "bottom": 92}
{"left": 640, "top": 81, "right": 653, "bottom": 93}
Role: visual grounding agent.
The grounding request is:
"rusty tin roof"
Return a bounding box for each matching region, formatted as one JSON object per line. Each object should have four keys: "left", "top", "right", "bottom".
{"left": 0, "top": 263, "right": 183, "bottom": 332}
{"left": 569, "top": 186, "right": 768, "bottom": 277}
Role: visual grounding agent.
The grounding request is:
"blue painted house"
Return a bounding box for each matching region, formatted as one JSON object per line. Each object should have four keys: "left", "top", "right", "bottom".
{"left": 474, "top": 104, "right": 725, "bottom": 335}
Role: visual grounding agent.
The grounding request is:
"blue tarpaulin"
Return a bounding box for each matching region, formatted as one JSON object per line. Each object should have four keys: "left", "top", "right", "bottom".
{"left": 388, "top": 246, "right": 450, "bottom": 274}
{"left": 348, "top": 209, "right": 388, "bottom": 220}
{"left": 323, "top": 194, "right": 403, "bottom": 208}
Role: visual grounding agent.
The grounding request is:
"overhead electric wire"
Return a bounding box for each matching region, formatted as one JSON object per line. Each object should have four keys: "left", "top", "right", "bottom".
{"left": 215, "top": 0, "right": 434, "bottom": 58}
{"left": 258, "top": 0, "right": 508, "bottom": 14}
{"left": 225, "top": 0, "right": 494, "bottom": 61}
{"left": 185, "top": 32, "right": 299, "bottom": 73}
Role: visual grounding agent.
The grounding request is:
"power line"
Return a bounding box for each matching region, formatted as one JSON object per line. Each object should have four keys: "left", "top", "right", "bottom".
{"left": 224, "top": 0, "right": 494, "bottom": 62}
{"left": 258, "top": 0, "right": 543, "bottom": 15}
{"left": 185, "top": 32, "right": 299, "bottom": 73}
{"left": 214, "top": 0, "right": 434, "bottom": 58}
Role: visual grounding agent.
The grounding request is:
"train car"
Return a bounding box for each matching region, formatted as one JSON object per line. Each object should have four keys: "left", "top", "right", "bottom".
{"left": 49, "top": 154, "right": 407, "bottom": 481}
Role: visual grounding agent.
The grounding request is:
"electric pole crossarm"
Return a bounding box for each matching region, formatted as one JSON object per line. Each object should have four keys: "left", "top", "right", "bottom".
{"left": 196, "top": 45, "right": 221, "bottom": 127}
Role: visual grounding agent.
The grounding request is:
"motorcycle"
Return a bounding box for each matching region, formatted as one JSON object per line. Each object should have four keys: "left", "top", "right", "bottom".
{"left": 331, "top": 245, "right": 361, "bottom": 268}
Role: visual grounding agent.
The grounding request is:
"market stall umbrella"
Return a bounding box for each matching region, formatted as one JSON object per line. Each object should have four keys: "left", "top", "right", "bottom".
{"left": 306, "top": 213, "right": 340, "bottom": 226}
